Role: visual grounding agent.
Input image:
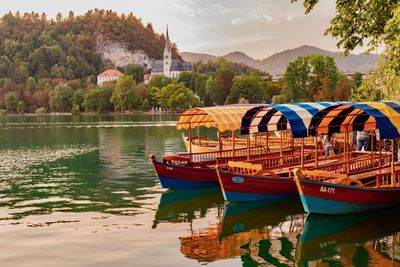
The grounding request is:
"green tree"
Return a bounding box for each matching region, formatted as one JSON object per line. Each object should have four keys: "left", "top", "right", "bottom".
{"left": 225, "top": 75, "right": 267, "bottom": 104}
{"left": 154, "top": 83, "right": 199, "bottom": 110}
{"left": 4, "top": 92, "right": 16, "bottom": 112}
{"left": 48, "top": 82, "right": 74, "bottom": 112}
{"left": 215, "top": 68, "right": 234, "bottom": 104}
{"left": 26, "top": 77, "right": 37, "bottom": 93}
{"left": 72, "top": 89, "right": 85, "bottom": 109}
{"left": 84, "top": 85, "right": 113, "bottom": 113}
{"left": 271, "top": 94, "right": 288, "bottom": 104}
{"left": 265, "top": 80, "right": 283, "bottom": 103}
{"left": 178, "top": 72, "right": 192, "bottom": 89}
{"left": 141, "top": 99, "right": 150, "bottom": 110}
{"left": 205, "top": 77, "right": 220, "bottom": 106}
{"left": 282, "top": 55, "right": 340, "bottom": 102}
{"left": 17, "top": 100, "right": 26, "bottom": 114}
{"left": 296, "top": 0, "right": 400, "bottom": 73}
{"left": 124, "top": 64, "right": 144, "bottom": 83}
{"left": 111, "top": 75, "right": 142, "bottom": 112}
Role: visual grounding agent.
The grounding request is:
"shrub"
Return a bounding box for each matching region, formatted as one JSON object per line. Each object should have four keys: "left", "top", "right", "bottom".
{"left": 35, "top": 107, "right": 47, "bottom": 115}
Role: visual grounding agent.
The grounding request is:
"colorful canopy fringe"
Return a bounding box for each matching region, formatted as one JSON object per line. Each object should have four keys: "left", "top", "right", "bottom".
{"left": 241, "top": 102, "right": 339, "bottom": 138}
{"left": 310, "top": 101, "right": 400, "bottom": 140}
{"left": 176, "top": 104, "right": 264, "bottom": 132}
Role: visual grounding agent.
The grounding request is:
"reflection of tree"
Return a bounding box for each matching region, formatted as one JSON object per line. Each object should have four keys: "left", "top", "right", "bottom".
{"left": 179, "top": 213, "right": 305, "bottom": 265}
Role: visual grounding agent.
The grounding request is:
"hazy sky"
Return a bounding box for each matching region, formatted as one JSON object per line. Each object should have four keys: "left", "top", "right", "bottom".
{"left": 0, "top": 0, "right": 358, "bottom": 59}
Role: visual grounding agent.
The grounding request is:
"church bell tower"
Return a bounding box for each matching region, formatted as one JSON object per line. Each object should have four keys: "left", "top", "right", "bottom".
{"left": 163, "top": 25, "right": 172, "bottom": 77}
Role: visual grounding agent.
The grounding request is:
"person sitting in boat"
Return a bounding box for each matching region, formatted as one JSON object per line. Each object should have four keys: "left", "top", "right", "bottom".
{"left": 356, "top": 130, "right": 370, "bottom": 151}
{"left": 322, "top": 134, "right": 334, "bottom": 156}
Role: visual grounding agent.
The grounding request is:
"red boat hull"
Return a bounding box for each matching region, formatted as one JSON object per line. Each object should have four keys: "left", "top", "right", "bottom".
{"left": 217, "top": 171, "right": 298, "bottom": 202}
{"left": 151, "top": 156, "right": 219, "bottom": 189}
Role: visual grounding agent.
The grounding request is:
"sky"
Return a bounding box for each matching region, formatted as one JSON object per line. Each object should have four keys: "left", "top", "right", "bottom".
{"left": 0, "top": 0, "right": 363, "bottom": 59}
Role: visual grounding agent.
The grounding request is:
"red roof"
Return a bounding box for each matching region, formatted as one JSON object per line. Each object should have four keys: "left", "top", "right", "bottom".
{"left": 97, "top": 69, "right": 124, "bottom": 77}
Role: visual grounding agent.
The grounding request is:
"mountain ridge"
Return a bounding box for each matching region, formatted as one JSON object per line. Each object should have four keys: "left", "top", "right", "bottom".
{"left": 181, "top": 45, "right": 378, "bottom": 76}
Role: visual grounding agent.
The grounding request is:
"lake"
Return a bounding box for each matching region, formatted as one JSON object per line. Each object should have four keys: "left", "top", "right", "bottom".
{"left": 0, "top": 114, "right": 399, "bottom": 267}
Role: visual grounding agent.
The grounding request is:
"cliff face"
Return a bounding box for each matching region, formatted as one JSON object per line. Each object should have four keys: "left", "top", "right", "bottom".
{"left": 97, "top": 40, "right": 153, "bottom": 69}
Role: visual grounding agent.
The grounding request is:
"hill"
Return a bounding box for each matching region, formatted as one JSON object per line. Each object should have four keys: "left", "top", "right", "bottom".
{"left": 0, "top": 10, "right": 181, "bottom": 83}
{"left": 181, "top": 45, "right": 378, "bottom": 76}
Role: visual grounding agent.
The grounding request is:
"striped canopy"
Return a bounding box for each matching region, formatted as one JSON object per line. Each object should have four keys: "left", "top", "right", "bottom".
{"left": 310, "top": 101, "right": 400, "bottom": 140}
{"left": 176, "top": 104, "right": 265, "bottom": 132}
{"left": 241, "top": 102, "right": 340, "bottom": 138}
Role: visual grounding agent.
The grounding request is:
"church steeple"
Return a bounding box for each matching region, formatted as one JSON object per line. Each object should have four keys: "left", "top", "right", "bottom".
{"left": 164, "top": 24, "right": 171, "bottom": 52}
{"left": 163, "top": 24, "right": 172, "bottom": 77}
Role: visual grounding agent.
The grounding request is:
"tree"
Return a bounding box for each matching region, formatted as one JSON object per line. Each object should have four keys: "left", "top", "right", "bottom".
{"left": 72, "top": 89, "right": 85, "bottom": 109}
{"left": 84, "top": 85, "right": 113, "bottom": 113}
{"left": 215, "top": 68, "right": 234, "bottom": 104}
{"left": 4, "top": 92, "right": 16, "bottom": 112}
{"left": 178, "top": 72, "right": 192, "bottom": 89}
{"left": 17, "top": 100, "right": 26, "bottom": 114}
{"left": 26, "top": 77, "right": 37, "bottom": 93}
{"left": 265, "top": 80, "right": 283, "bottom": 103}
{"left": 124, "top": 64, "right": 144, "bottom": 83}
{"left": 282, "top": 55, "right": 340, "bottom": 102}
{"left": 154, "top": 83, "right": 199, "bottom": 111}
{"left": 296, "top": 0, "right": 400, "bottom": 73}
{"left": 205, "top": 77, "right": 220, "bottom": 106}
{"left": 225, "top": 75, "right": 267, "bottom": 104}
{"left": 111, "top": 75, "right": 142, "bottom": 112}
{"left": 48, "top": 82, "right": 74, "bottom": 112}
{"left": 272, "top": 94, "right": 288, "bottom": 104}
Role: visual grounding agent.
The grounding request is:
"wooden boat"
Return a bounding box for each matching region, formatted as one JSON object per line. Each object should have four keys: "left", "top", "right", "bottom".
{"left": 216, "top": 102, "right": 345, "bottom": 202}
{"left": 293, "top": 101, "right": 400, "bottom": 214}
{"left": 151, "top": 104, "right": 269, "bottom": 189}
{"left": 151, "top": 145, "right": 300, "bottom": 189}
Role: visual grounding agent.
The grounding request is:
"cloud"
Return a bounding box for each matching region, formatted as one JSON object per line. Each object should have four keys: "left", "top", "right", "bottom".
{"left": 286, "top": 13, "right": 293, "bottom": 22}
{"left": 231, "top": 18, "right": 243, "bottom": 25}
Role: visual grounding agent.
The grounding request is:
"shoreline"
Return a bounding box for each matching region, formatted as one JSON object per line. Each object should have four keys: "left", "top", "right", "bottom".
{"left": 1, "top": 111, "right": 181, "bottom": 117}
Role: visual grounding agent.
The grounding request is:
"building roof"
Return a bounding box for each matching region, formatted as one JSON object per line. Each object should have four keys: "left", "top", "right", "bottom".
{"left": 97, "top": 69, "right": 124, "bottom": 77}
{"left": 151, "top": 60, "right": 192, "bottom": 73}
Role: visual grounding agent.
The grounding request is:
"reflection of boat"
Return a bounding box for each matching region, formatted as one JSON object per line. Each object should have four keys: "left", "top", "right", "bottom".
{"left": 152, "top": 188, "right": 223, "bottom": 228}
{"left": 221, "top": 199, "right": 303, "bottom": 240}
{"left": 296, "top": 207, "right": 400, "bottom": 266}
{"left": 179, "top": 199, "right": 305, "bottom": 265}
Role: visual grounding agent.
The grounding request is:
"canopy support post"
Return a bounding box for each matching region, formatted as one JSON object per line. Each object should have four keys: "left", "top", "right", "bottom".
{"left": 189, "top": 123, "right": 192, "bottom": 161}
{"left": 266, "top": 131, "right": 269, "bottom": 152}
{"left": 370, "top": 130, "right": 374, "bottom": 159}
{"left": 345, "top": 131, "right": 350, "bottom": 174}
{"left": 301, "top": 138, "right": 305, "bottom": 169}
{"left": 218, "top": 130, "right": 222, "bottom": 158}
{"left": 314, "top": 135, "right": 318, "bottom": 168}
{"left": 247, "top": 134, "right": 251, "bottom": 161}
{"left": 197, "top": 127, "right": 201, "bottom": 146}
{"left": 232, "top": 131, "right": 236, "bottom": 160}
{"left": 391, "top": 140, "right": 395, "bottom": 187}
{"left": 279, "top": 130, "right": 283, "bottom": 165}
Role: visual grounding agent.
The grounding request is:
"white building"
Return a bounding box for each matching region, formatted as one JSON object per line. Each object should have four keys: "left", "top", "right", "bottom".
{"left": 97, "top": 68, "right": 124, "bottom": 86}
{"left": 150, "top": 26, "right": 192, "bottom": 79}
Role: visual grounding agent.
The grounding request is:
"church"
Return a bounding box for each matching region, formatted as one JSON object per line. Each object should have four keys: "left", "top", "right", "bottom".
{"left": 150, "top": 26, "right": 192, "bottom": 79}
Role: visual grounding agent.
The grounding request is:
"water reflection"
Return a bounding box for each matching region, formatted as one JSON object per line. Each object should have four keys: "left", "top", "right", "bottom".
{"left": 297, "top": 208, "right": 400, "bottom": 266}
{"left": 0, "top": 114, "right": 181, "bottom": 223}
{"left": 153, "top": 188, "right": 224, "bottom": 228}
{"left": 178, "top": 199, "right": 305, "bottom": 265}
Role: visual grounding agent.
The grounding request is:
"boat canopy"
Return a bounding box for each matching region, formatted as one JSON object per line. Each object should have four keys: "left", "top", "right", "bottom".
{"left": 310, "top": 101, "right": 400, "bottom": 140}
{"left": 241, "top": 102, "right": 340, "bottom": 138}
{"left": 176, "top": 104, "right": 264, "bottom": 132}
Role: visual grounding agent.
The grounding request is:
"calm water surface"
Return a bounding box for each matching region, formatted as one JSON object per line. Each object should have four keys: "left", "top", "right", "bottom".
{"left": 0, "top": 114, "right": 399, "bottom": 267}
